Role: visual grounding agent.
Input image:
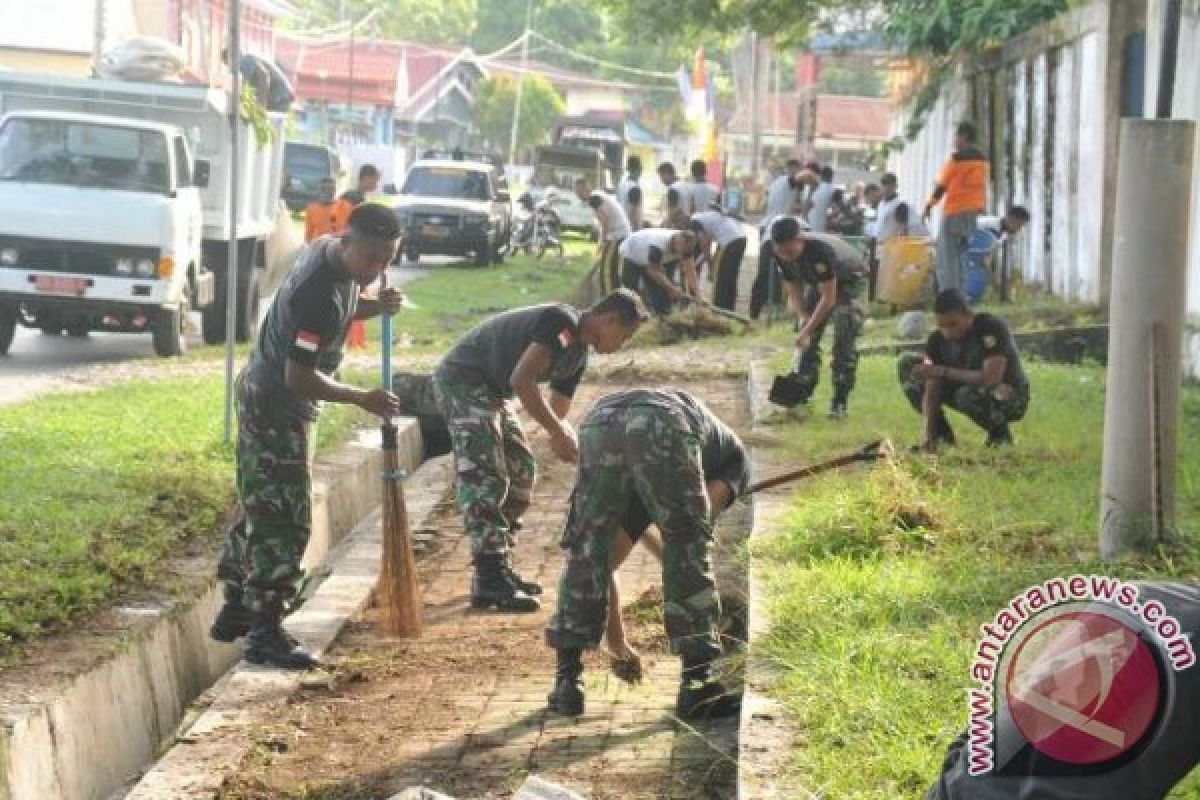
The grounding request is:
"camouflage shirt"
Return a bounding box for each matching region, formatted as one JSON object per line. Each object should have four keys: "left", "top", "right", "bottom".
{"left": 586, "top": 388, "right": 750, "bottom": 498}
{"left": 436, "top": 303, "right": 588, "bottom": 400}
{"left": 242, "top": 237, "right": 359, "bottom": 421}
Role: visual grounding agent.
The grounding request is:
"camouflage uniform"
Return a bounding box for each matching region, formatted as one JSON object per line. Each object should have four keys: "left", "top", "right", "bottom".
{"left": 545, "top": 389, "right": 748, "bottom": 657}
{"left": 217, "top": 373, "right": 316, "bottom": 613}
{"left": 897, "top": 353, "right": 1029, "bottom": 430}
{"left": 433, "top": 376, "right": 537, "bottom": 556}
{"left": 781, "top": 233, "right": 868, "bottom": 403}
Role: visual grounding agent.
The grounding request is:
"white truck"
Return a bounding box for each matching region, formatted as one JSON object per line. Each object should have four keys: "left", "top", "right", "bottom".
{"left": 0, "top": 71, "right": 285, "bottom": 357}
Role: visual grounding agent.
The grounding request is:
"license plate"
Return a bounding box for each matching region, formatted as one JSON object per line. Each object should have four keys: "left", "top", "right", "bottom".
{"left": 421, "top": 224, "right": 449, "bottom": 238}
{"left": 34, "top": 275, "right": 88, "bottom": 295}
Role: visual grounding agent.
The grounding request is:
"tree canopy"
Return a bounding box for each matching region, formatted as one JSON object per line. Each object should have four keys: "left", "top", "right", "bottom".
{"left": 473, "top": 74, "right": 565, "bottom": 155}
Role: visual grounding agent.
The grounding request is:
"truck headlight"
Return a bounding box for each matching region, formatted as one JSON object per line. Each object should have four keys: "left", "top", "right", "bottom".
{"left": 115, "top": 257, "right": 134, "bottom": 275}
{"left": 0, "top": 247, "right": 17, "bottom": 266}
{"left": 135, "top": 258, "right": 157, "bottom": 277}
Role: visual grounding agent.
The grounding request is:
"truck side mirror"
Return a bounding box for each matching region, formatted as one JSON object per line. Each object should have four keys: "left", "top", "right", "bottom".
{"left": 194, "top": 160, "right": 211, "bottom": 188}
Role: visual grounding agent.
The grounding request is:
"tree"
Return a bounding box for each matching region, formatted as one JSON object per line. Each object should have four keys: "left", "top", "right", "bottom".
{"left": 818, "top": 64, "right": 885, "bottom": 97}
{"left": 473, "top": 74, "right": 565, "bottom": 155}
{"left": 286, "top": 0, "right": 476, "bottom": 46}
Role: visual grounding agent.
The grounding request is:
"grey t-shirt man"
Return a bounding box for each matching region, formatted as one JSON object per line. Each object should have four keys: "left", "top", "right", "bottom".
{"left": 807, "top": 180, "right": 836, "bottom": 232}
{"left": 242, "top": 237, "right": 358, "bottom": 421}
{"left": 436, "top": 303, "right": 588, "bottom": 400}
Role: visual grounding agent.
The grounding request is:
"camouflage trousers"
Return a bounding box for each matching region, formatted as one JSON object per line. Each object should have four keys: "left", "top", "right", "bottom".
{"left": 545, "top": 403, "right": 722, "bottom": 658}
{"left": 791, "top": 294, "right": 865, "bottom": 401}
{"left": 897, "top": 353, "right": 1030, "bottom": 431}
{"left": 217, "top": 372, "right": 315, "bottom": 613}
{"left": 434, "top": 374, "right": 536, "bottom": 558}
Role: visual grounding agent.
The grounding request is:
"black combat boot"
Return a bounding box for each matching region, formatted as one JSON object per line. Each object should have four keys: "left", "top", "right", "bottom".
{"left": 470, "top": 553, "right": 540, "bottom": 612}
{"left": 503, "top": 554, "right": 543, "bottom": 596}
{"left": 676, "top": 651, "right": 742, "bottom": 720}
{"left": 828, "top": 388, "right": 849, "bottom": 420}
{"left": 209, "top": 583, "right": 255, "bottom": 642}
{"left": 245, "top": 604, "right": 319, "bottom": 670}
{"left": 935, "top": 411, "right": 957, "bottom": 446}
{"left": 547, "top": 647, "right": 585, "bottom": 716}
{"left": 985, "top": 423, "right": 1014, "bottom": 448}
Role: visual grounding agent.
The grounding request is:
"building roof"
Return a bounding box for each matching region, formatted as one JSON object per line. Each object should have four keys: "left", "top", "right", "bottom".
{"left": 727, "top": 92, "right": 892, "bottom": 141}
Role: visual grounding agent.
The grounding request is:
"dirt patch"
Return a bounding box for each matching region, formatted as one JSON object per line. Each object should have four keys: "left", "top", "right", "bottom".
{"left": 219, "top": 380, "right": 751, "bottom": 800}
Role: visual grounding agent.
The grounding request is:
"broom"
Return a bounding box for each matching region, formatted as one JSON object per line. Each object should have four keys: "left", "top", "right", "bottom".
{"left": 378, "top": 273, "right": 422, "bottom": 637}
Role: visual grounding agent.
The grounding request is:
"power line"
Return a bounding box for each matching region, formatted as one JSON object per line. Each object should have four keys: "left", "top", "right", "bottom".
{"left": 528, "top": 32, "right": 676, "bottom": 81}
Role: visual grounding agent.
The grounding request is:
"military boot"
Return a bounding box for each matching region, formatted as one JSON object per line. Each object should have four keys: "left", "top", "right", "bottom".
{"left": 470, "top": 553, "right": 540, "bottom": 612}
{"left": 209, "top": 583, "right": 255, "bottom": 642}
{"left": 676, "top": 651, "right": 742, "bottom": 720}
{"left": 245, "top": 605, "right": 319, "bottom": 670}
{"left": 503, "top": 553, "right": 543, "bottom": 596}
{"left": 547, "top": 647, "right": 585, "bottom": 716}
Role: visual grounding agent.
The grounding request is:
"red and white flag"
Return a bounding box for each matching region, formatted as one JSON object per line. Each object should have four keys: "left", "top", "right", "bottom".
{"left": 295, "top": 330, "right": 321, "bottom": 352}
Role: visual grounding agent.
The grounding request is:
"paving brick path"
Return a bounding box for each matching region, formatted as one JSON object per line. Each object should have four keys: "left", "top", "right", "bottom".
{"left": 224, "top": 381, "right": 746, "bottom": 800}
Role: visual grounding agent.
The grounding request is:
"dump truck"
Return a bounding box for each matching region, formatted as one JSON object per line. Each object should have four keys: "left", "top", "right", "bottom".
{"left": 0, "top": 71, "right": 285, "bottom": 357}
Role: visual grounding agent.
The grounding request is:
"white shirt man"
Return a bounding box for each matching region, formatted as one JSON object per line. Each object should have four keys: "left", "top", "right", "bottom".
{"left": 806, "top": 176, "right": 835, "bottom": 232}
{"left": 764, "top": 172, "right": 803, "bottom": 222}
{"left": 691, "top": 210, "right": 745, "bottom": 249}
{"left": 617, "top": 174, "right": 643, "bottom": 229}
{"left": 588, "top": 190, "right": 632, "bottom": 242}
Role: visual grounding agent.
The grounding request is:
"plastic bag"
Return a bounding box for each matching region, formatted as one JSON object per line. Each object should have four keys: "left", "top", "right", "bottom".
{"left": 97, "top": 36, "right": 185, "bottom": 82}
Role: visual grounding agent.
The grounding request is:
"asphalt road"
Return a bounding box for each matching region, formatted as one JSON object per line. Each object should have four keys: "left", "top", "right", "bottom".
{"left": 0, "top": 257, "right": 437, "bottom": 407}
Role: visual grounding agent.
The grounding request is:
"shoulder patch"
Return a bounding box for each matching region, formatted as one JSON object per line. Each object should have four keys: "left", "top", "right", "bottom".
{"left": 557, "top": 328, "right": 575, "bottom": 349}
{"left": 295, "top": 330, "right": 321, "bottom": 352}
{"left": 814, "top": 261, "right": 830, "bottom": 275}
{"left": 982, "top": 334, "right": 997, "bottom": 348}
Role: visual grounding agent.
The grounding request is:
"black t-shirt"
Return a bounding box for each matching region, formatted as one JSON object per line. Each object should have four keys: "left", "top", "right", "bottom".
{"left": 340, "top": 188, "right": 367, "bottom": 206}
{"left": 436, "top": 303, "right": 588, "bottom": 399}
{"left": 924, "top": 312, "right": 1028, "bottom": 390}
{"left": 778, "top": 232, "right": 866, "bottom": 298}
{"left": 242, "top": 237, "right": 359, "bottom": 420}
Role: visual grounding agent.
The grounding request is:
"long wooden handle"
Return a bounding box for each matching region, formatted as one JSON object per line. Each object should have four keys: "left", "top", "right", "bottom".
{"left": 747, "top": 441, "right": 888, "bottom": 494}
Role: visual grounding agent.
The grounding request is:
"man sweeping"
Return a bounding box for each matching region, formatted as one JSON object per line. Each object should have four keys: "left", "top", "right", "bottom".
{"left": 545, "top": 388, "right": 748, "bottom": 720}
{"left": 575, "top": 177, "right": 631, "bottom": 295}
{"left": 691, "top": 208, "right": 748, "bottom": 311}
{"left": 434, "top": 290, "right": 650, "bottom": 613}
{"left": 210, "top": 204, "right": 404, "bottom": 669}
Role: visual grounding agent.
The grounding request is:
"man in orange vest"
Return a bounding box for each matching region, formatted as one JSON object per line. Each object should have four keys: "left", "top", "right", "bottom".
{"left": 923, "top": 121, "right": 989, "bottom": 294}
{"left": 304, "top": 177, "right": 352, "bottom": 243}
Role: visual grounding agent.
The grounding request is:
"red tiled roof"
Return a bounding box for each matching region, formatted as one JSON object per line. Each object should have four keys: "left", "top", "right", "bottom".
{"left": 727, "top": 92, "right": 892, "bottom": 141}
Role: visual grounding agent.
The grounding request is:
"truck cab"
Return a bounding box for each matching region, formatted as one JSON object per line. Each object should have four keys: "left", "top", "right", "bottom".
{"left": 0, "top": 111, "right": 209, "bottom": 356}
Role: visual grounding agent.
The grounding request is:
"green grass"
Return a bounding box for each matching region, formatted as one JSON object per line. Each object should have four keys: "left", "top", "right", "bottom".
{"left": 0, "top": 249, "right": 592, "bottom": 658}
{"left": 0, "top": 376, "right": 367, "bottom": 657}
{"left": 364, "top": 243, "right": 596, "bottom": 353}
{"left": 755, "top": 356, "right": 1200, "bottom": 798}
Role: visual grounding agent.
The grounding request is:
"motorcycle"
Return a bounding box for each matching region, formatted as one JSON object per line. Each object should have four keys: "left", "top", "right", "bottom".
{"left": 512, "top": 197, "right": 565, "bottom": 261}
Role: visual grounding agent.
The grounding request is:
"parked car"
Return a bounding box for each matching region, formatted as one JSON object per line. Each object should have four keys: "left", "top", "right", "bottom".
{"left": 282, "top": 142, "right": 343, "bottom": 212}
{"left": 529, "top": 187, "right": 599, "bottom": 241}
{"left": 391, "top": 159, "right": 512, "bottom": 267}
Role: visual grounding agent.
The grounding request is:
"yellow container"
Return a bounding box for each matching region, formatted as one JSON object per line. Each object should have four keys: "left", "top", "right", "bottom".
{"left": 877, "top": 237, "right": 934, "bottom": 308}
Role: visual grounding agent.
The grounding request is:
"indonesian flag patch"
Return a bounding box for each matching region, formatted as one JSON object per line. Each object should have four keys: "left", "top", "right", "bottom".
{"left": 557, "top": 328, "right": 575, "bottom": 349}
{"left": 295, "top": 330, "right": 321, "bottom": 352}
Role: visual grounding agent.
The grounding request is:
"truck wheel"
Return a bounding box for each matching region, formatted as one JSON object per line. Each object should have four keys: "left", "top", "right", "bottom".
{"left": 66, "top": 323, "right": 90, "bottom": 338}
{"left": 474, "top": 247, "right": 490, "bottom": 268}
{"left": 405, "top": 247, "right": 420, "bottom": 264}
{"left": 491, "top": 238, "right": 505, "bottom": 266}
{"left": 0, "top": 305, "right": 17, "bottom": 355}
{"left": 153, "top": 295, "right": 188, "bottom": 358}
{"left": 235, "top": 270, "right": 261, "bottom": 343}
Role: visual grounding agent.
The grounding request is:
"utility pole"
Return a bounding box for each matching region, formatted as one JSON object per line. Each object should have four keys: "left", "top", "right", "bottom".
{"left": 749, "top": 31, "right": 762, "bottom": 180}
{"left": 223, "top": 0, "right": 242, "bottom": 444}
{"left": 508, "top": 0, "right": 534, "bottom": 167}
{"left": 92, "top": 0, "right": 106, "bottom": 75}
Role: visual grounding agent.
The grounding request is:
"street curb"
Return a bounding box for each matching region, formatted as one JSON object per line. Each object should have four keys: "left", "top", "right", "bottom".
{"left": 0, "top": 424, "right": 420, "bottom": 800}
{"left": 737, "top": 363, "right": 807, "bottom": 800}
{"left": 123, "top": 453, "right": 454, "bottom": 799}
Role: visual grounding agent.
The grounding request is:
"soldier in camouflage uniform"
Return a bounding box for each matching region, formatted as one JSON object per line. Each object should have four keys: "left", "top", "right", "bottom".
{"left": 545, "top": 388, "right": 749, "bottom": 720}
{"left": 899, "top": 289, "right": 1029, "bottom": 452}
{"left": 769, "top": 216, "right": 867, "bottom": 418}
{"left": 434, "top": 290, "right": 648, "bottom": 613}
{"left": 210, "top": 204, "right": 403, "bottom": 670}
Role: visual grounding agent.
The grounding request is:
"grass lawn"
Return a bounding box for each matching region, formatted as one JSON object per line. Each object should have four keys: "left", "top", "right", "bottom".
{"left": 0, "top": 247, "right": 593, "bottom": 658}
{"left": 754, "top": 355, "right": 1200, "bottom": 797}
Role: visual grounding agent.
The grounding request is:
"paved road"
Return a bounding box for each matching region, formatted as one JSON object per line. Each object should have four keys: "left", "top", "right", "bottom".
{"left": 0, "top": 257, "right": 437, "bottom": 407}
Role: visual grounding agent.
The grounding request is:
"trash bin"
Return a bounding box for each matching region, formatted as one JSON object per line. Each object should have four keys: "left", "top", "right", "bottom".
{"left": 964, "top": 229, "right": 998, "bottom": 305}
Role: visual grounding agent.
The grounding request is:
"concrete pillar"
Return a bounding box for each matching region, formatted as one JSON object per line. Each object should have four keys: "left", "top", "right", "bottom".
{"left": 1100, "top": 118, "right": 1197, "bottom": 557}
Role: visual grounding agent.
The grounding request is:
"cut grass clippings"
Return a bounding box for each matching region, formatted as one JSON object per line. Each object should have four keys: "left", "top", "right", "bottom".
{"left": 754, "top": 356, "right": 1200, "bottom": 798}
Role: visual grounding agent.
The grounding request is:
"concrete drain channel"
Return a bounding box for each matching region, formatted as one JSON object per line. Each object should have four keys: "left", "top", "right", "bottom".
{"left": 3, "top": 378, "right": 769, "bottom": 800}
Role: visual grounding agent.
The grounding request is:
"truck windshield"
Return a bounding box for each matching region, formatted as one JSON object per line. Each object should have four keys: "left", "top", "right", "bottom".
{"left": 402, "top": 166, "right": 490, "bottom": 201}
{"left": 0, "top": 118, "right": 171, "bottom": 193}
{"left": 284, "top": 144, "right": 331, "bottom": 187}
